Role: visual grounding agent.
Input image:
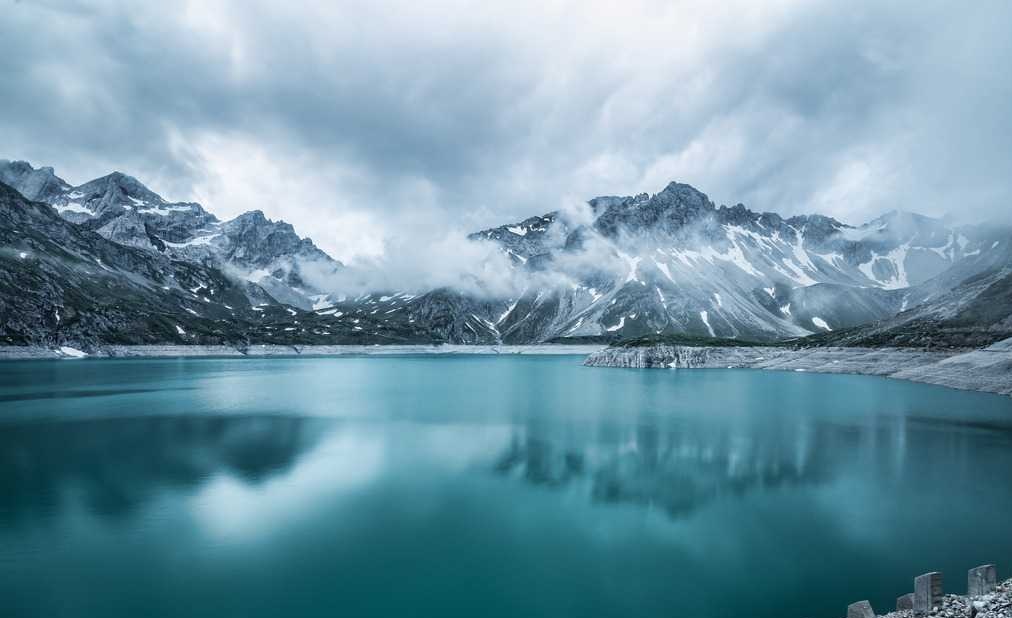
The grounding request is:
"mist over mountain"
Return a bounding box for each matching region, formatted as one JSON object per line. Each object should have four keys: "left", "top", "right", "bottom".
{"left": 465, "top": 181, "right": 1007, "bottom": 343}
{"left": 2, "top": 159, "right": 1009, "bottom": 349}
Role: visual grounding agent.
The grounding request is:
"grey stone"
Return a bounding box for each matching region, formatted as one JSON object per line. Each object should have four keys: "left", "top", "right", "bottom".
{"left": 583, "top": 343, "right": 1012, "bottom": 397}
{"left": 914, "top": 571, "right": 943, "bottom": 614}
{"left": 968, "top": 564, "right": 997, "bottom": 596}
{"left": 897, "top": 593, "right": 915, "bottom": 610}
{"left": 847, "top": 600, "right": 875, "bottom": 618}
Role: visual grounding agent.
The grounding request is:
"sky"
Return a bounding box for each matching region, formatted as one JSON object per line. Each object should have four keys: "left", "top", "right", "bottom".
{"left": 2, "top": 0, "right": 1011, "bottom": 263}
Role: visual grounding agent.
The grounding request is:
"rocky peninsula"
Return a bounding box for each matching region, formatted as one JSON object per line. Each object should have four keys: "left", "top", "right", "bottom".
{"left": 584, "top": 337, "right": 1012, "bottom": 397}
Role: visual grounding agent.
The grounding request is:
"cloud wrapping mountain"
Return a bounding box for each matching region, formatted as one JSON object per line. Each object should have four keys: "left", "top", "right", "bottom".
{"left": 3, "top": 160, "right": 1009, "bottom": 348}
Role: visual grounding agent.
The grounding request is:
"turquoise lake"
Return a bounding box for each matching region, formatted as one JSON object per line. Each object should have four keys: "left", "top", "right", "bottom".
{"left": 1, "top": 355, "right": 1011, "bottom": 618}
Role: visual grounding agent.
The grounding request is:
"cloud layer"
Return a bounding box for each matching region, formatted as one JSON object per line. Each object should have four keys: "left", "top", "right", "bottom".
{"left": 2, "top": 0, "right": 1010, "bottom": 262}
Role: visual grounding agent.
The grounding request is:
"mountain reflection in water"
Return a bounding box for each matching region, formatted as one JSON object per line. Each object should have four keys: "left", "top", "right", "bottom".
{"left": 0, "top": 415, "right": 330, "bottom": 525}
{"left": 491, "top": 412, "right": 1008, "bottom": 519}
{"left": 1, "top": 357, "right": 1012, "bottom": 618}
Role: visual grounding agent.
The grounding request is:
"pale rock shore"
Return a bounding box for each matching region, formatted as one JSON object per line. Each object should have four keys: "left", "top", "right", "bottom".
{"left": 876, "top": 576, "right": 1010, "bottom": 618}
{"left": 584, "top": 338, "right": 1012, "bottom": 397}
{"left": 0, "top": 343, "right": 606, "bottom": 361}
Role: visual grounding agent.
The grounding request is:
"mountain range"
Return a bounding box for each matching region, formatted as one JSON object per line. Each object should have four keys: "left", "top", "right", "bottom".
{"left": 2, "top": 159, "right": 1009, "bottom": 349}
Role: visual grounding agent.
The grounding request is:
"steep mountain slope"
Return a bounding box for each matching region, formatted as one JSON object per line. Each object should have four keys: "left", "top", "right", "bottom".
{"left": 807, "top": 251, "right": 1012, "bottom": 348}
{"left": 0, "top": 180, "right": 256, "bottom": 346}
{"left": 0, "top": 160, "right": 342, "bottom": 310}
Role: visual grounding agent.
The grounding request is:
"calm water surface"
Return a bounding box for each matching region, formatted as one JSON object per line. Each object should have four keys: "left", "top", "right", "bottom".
{"left": 1, "top": 355, "right": 1011, "bottom": 618}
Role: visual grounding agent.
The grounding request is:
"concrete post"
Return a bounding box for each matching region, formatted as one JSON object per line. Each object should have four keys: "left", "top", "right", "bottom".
{"left": 847, "top": 600, "right": 875, "bottom": 618}
{"left": 968, "top": 564, "right": 997, "bottom": 596}
{"left": 896, "top": 593, "right": 914, "bottom": 611}
{"left": 914, "top": 571, "right": 943, "bottom": 615}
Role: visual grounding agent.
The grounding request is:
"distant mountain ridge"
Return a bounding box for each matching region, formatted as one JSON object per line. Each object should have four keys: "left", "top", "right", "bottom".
{"left": 2, "top": 158, "right": 1009, "bottom": 348}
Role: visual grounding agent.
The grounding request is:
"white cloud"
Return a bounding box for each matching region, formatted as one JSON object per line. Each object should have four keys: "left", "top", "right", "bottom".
{"left": 2, "top": 0, "right": 1010, "bottom": 263}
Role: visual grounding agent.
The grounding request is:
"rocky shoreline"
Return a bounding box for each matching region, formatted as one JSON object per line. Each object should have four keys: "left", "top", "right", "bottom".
{"left": 583, "top": 338, "right": 1012, "bottom": 397}
{"left": 850, "top": 567, "right": 1010, "bottom": 618}
{"left": 878, "top": 577, "right": 1011, "bottom": 617}
{"left": 0, "top": 343, "right": 606, "bottom": 361}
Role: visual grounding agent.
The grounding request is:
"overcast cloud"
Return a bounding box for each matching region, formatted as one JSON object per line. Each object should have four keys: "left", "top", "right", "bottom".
{"left": 2, "top": 0, "right": 1010, "bottom": 262}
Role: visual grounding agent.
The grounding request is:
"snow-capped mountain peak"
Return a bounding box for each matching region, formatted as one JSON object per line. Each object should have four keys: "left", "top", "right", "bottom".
{"left": 0, "top": 160, "right": 342, "bottom": 310}
{"left": 2, "top": 161, "right": 1008, "bottom": 347}
{"left": 467, "top": 181, "right": 1009, "bottom": 342}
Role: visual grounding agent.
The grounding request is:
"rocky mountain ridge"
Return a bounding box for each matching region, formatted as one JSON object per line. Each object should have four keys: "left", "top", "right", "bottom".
{"left": 2, "top": 158, "right": 1009, "bottom": 348}
{"left": 468, "top": 181, "right": 1006, "bottom": 343}
{"left": 0, "top": 160, "right": 341, "bottom": 311}
{"left": 1, "top": 180, "right": 532, "bottom": 347}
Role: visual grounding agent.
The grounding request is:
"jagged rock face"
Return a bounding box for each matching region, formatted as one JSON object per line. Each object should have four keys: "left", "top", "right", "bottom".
{"left": 219, "top": 211, "right": 331, "bottom": 268}
{"left": 469, "top": 212, "right": 565, "bottom": 263}
{"left": 585, "top": 182, "right": 975, "bottom": 288}
{"left": 0, "top": 160, "right": 70, "bottom": 203}
{"left": 582, "top": 344, "right": 738, "bottom": 368}
{"left": 593, "top": 183, "right": 715, "bottom": 239}
{"left": 96, "top": 212, "right": 165, "bottom": 251}
{"left": 51, "top": 171, "right": 216, "bottom": 243}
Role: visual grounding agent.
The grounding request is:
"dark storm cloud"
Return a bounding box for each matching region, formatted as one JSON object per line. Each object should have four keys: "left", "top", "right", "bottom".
{"left": 1, "top": 0, "right": 1010, "bottom": 260}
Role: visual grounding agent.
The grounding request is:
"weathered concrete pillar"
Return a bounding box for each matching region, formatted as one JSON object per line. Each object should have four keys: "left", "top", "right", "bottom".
{"left": 968, "top": 564, "right": 997, "bottom": 596}
{"left": 914, "top": 571, "right": 943, "bottom": 614}
{"left": 847, "top": 600, "right": 875, "bottom": 618}
{"left": 896, "top": 593, "right": 914, "bottom": 610}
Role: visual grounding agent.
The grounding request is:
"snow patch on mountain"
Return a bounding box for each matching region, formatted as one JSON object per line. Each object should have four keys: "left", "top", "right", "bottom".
{"left": 700, "top": 310, "right": 715, "bottom": 337}
{"left": 811, "top": 317, "right": 832, "bottom": 331}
